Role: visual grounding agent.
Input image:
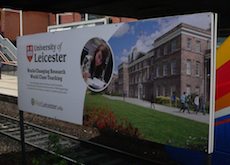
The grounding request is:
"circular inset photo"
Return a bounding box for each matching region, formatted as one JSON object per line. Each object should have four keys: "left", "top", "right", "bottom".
{"left": 80, "top": 37, "right": 113, "bottom": 92}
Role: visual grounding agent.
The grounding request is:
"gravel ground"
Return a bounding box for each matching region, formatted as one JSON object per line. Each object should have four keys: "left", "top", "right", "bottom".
{"left": 0, "top": 134, "right": 21, "bottom": 154}
{"left": 0, "top": 100, "right": 100, "bottom": 154}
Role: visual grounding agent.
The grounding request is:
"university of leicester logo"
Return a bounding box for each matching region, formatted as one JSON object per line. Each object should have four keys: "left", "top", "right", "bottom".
{"left": 26, "top": 45, "right": 33, "bottom": 62}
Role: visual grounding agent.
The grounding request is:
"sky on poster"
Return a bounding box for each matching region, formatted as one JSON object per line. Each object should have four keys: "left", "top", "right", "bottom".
{"left": 108, "top": 12, "right": 212, "bottom": 73}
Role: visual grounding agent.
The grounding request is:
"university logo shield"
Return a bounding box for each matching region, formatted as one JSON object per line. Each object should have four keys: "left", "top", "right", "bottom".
{"left": 26, "top": 45, "right": 33, "bottom": 62}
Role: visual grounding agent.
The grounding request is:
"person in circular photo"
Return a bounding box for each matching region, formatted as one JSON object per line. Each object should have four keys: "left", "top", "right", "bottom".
{"left": 81, "top": 38, "right": 113, "bottom": 92}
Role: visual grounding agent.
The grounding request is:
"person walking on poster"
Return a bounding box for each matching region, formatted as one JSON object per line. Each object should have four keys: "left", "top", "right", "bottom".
{"left": 171, "top": 91, "right": 176, "bottom": 107}
{"left": 194, "top": 94, "right": 200, "bottom": 114}
{"left": 179, "top": 92, "right": 186, "bottom": 112}
{"left": 197, "top": 95, "right": 206, "bottom": 115}
{"left": 183, "top": 94, "right": 190, "bottom": 113}
{"left": 150, "top": 94, "right": 155, "bottom": 109}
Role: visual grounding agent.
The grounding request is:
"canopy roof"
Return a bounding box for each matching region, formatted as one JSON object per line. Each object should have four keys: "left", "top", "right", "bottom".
{"left": 0, "top": 0, "right": 229, "bottom": 36}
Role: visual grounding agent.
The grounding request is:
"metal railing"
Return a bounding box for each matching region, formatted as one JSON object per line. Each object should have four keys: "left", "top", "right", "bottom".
{"left": 0, "top": 34, "right": 17, "bottom": 61}
{"left": 0, "top": 112, "right": 160, "bottom": 165}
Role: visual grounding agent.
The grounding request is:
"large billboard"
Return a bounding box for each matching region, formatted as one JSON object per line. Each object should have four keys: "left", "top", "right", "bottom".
{"left": 17, "top": 12, "right": 216, "bottom": 155}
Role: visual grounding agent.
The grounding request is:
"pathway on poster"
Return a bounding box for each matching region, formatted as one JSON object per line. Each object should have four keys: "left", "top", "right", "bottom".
{"left": 104, "top": 95, "right": 209, "bottom": 124}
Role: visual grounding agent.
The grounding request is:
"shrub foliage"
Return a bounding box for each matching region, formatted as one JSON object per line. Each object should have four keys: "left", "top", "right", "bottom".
{"left": 84, "top": 107, "right": 141, "bottom": 138}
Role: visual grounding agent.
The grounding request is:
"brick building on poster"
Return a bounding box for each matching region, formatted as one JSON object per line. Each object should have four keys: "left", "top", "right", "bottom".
{"left": 106, "top": 73, "right": 119, "bottom": 95}
{"left": 127, "top": 23, "right": 211, "bottom": 102}
{"left": 118, "top": 62, "right": 129, "bottom": 97}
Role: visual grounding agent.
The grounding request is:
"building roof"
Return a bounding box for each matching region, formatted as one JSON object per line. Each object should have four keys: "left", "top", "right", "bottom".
{"left": 154, "top": 23, "right": 211, "bottom": 48}
{"left": 0, "top": 0, "right": 229, "bottom": 36}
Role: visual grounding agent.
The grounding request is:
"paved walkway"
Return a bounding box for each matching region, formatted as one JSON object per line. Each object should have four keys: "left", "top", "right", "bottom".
{"left": 104, "top": 95, "right": 209, "bottom": 124}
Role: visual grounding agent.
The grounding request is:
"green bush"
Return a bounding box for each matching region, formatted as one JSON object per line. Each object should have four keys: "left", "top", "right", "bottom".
{"left": 185, "top": 136, "right": 208, "bottom": 152}
{"left": 155, "top": 96, "right": 170, "bottom": 105}
{"left": 155, "top": 96, "right": 180, "bottom": 107}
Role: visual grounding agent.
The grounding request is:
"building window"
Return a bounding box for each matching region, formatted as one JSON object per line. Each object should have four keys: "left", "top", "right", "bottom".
{"left": 186, "top": 85, "right": 191, "bottom": 95}
{"left": 195, "top": 87, "right": 200, "bottom": 94}
{"left": 151, "top": 57, "right": 154, "bottom": 65}
{"left": 165, "top": 87, "right": 170, "bottom": 96}
{"left": 164, "top": 45, "right": 168, "bottom": 55}
{"left": 156, "top": 86, "right": 161, "bottom": 96}
{"left": 187, "top": 38, "right": 192, "bottom": 50}
{"left": 171, "top": 61, "right": 176, "bottom": 75}
{"left": 157, "top": 49, "right": 161, "bottom": 58}
{"left": 139, "top": 73, "right": 142, "bottom": 82}
{"left": 170, "top": 86, "right": 176, "bottom": 96}
{"left": 138, "top": 74, "right": 141, "bottom": 83}
{"left": 143, "top": 71, "right": 146, "bottom": 81}
{"left": 151, "top": 71, "right": 154, "bottom": 80}
{"left": 88, "top": 14, "right": 105, "bottom": 20}
{"left": 147, "top": 68, "right": 150, "bottom": 80}
{"left": 152, "top": 50, "right": 155, "bottom": 57}
{"left": 156, "top": 66, "right": 160, "bottom": 77}
{"left": 163, "top": 64, "right": 168, "bottom": 76}
{"left": 171, "top": 39, "right": 177, "bottom": 52}
{"left": 195, "top": 40, "right": 201, "bottom": 53}
{"left": 195, "top": 61, "right": 200, "bottom": 76}
{"left": 186, "top": 60, "right": 192, "bottom": 75}
{"left": 80, "top": 13, "right": 86, "bottom": 21}
{"left": 162, "top": 86, "right": 165, "bottom": 96}
{"left": 207, "top": 40, "right": 211, "bottom": 50}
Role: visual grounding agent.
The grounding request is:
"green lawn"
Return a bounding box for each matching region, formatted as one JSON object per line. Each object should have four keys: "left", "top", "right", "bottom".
{"left": 84, "top": 94, "right": 209, "bottom": 149}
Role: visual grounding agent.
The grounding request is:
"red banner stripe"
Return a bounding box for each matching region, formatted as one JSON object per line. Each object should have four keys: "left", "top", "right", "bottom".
{"left": 215, "top": 118, "right": 230, "bottom": 126}
{"left": 216, "top": 60, "right": 230, "bottom": 100}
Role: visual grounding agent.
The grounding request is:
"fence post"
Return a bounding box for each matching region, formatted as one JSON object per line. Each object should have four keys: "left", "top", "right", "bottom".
{"left": 19, "top": 110, "right": 27, "bottom": 165}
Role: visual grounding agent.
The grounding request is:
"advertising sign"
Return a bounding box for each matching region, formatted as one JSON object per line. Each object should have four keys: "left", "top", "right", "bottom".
{"left": 17, "top": 24, "right": 122, "bottom": 124}
{"left": 17, "top": 12, "right": 216, "bottom": 155}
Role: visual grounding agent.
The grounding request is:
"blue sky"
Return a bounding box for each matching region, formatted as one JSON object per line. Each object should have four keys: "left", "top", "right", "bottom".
{"left": 108, "top": 12, "right": 212, "bottom": 73}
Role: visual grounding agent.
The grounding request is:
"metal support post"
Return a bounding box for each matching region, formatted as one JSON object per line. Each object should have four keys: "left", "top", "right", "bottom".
{"left": 19, "top": 110, "right": 26, "bottom": 165}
